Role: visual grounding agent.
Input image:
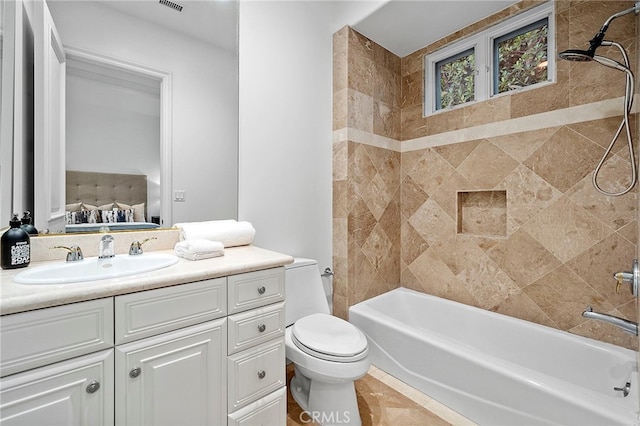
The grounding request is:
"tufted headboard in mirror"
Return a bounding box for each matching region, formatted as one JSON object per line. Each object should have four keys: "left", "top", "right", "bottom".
{"left": 66, "top": 170, "right": 147, "bottom": 208}
{"left": 64, "top": 170, "right": 159, "bottom": 233}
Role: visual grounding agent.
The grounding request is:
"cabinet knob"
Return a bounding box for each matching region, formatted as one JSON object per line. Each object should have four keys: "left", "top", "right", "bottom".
{"left": 257, "top": 370, "right": 266, "bottom": 379}
{"left": 86, "top": 380, "right": 101, "bottom": 394}
{"left": 257, "top": 323, "right": 266, "bottom": 333}
{"left": 257, "top": 286, "right": 266, "bottom": 295}
{"left": 129, "top": 367, "right": 142, "bottom": 378}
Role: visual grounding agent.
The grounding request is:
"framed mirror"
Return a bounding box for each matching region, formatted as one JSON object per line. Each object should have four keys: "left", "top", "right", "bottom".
{"left": 0, "top": 0, "right": 239, "bottom": 233}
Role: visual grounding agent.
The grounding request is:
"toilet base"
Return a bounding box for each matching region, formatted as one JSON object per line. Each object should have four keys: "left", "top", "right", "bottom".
{"left": 290, "top": 366, "right": 362, "bottom": 426}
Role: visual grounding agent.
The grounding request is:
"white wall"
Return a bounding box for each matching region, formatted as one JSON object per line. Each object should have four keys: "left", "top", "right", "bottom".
{"left": 238, "top": 1, "right": 389, "bottom": 272}
{"left": 66, "top": 72, "right": 161, "bottom": 218}
{"left": 238, "top": 1, "right": 336, "bottom": 271}
{"left": 48, "top": 1, "right": 238, "bottom": 225}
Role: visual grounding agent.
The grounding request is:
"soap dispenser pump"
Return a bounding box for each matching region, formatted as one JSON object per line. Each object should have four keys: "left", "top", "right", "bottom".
{"left": 1, "top": 213, "right": 31, "bottom": 269}
{"left": 20, "top": 211, "right": 38, "bottom": 235}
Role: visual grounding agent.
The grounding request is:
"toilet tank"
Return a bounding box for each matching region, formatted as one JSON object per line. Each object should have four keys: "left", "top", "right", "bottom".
{"left": 285, "top": 258, "right": 330, "bottom": 326}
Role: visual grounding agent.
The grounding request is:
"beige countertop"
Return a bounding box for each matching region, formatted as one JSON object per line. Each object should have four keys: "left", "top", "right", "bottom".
{"left": 0, "top": 245, "right": 293, "bottom": 316}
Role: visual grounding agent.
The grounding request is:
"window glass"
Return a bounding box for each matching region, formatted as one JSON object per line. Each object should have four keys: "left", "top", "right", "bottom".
{"left": 436, "top": 48, "right": 475, "bottom": 110}
{"left": 494, "top": 18, "right": 548, "bottom": 94}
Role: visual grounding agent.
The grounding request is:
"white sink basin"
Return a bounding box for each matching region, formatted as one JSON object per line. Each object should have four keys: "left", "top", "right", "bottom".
{"left": 13, "top": 253, "right": 179, "bottom": 285}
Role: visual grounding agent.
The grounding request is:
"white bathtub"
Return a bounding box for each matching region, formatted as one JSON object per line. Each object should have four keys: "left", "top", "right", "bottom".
{"left": 349, "top": 288, "right": 639, "bottom": 426}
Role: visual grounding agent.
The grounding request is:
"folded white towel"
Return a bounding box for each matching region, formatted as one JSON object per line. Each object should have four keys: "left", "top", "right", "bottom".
{"left": 176, "top": 251, "right": 224, "bottom": 261}
{"left": 174, "top": 239, "right": 224, "bottom": 261}
{"left": 173, "top": 220, "right": 256, "bottom": 248}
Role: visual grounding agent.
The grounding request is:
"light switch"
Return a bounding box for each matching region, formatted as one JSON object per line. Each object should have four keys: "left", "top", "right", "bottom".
{"left": 174, "top": 190, "right": 186, "bottom": 202}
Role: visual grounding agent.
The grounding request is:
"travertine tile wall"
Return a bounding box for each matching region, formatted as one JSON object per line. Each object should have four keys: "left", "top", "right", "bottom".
{"left": 333, "top": 27, "right": 403, "bottom": 320}
{"left": 333, "top": 0, "right": 638, "bottom": 349}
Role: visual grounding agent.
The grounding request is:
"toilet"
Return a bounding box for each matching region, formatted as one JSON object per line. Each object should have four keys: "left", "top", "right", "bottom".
{"left": 285, "top": 258, "right": 370, "bottom": 426}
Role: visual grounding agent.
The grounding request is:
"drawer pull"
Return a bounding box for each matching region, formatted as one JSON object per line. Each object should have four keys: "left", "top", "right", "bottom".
{"left": 86, "top": 380, "right": 101, "bottom": 394}
{"left": 257, "top": 370, "right": 266, "bottom": 379}
{"left": 257, "top": 323, "right": 266, "bottom": 333}
{"left": 129, "top": 367, "right": 142, "bottom": 378}
{"left": 257, "top": 286, "right": 266, "bottom": 295}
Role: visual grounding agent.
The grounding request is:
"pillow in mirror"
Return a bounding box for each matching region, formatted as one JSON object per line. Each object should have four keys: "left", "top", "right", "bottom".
{"left": 82, "top": 203, "right": 114, "bottom": 211}
{"left": 65, "top": 202, "right": 83, "bottom": 212}
{"left": 115, "top": 201, "right": 146, "bottom": 222}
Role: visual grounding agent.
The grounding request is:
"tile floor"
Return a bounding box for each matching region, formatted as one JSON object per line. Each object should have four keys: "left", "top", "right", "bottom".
{"left": 286, "top": 364, "right": 477, "bottom": 426}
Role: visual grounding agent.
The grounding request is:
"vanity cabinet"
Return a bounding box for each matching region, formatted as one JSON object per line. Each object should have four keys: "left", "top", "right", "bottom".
{"left": 0, "top": 299, "right": 115, "bottom": 425}
{"left": 226, "top": 268, "right": 287, "bottom": 425}
{"left": 115, "top": 320, "right": 226, "bottom": 425}
{"left": 114, "top": 278, "right": 227, "bottom": 426}
{"left": 0, "top": 265, "right": 288, "bottom": 426}
{"left": 0, "top": 349, "right": 114, "bottom": 425}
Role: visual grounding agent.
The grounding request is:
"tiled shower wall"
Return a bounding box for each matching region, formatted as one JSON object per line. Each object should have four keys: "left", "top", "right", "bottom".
{"left": 333, "top": 0, "right": 639, "bottom": 349}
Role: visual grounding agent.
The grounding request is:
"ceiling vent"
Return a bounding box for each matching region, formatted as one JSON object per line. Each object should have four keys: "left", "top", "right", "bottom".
{"left": 159, "top": 0, "right": 184, "bottom": 12}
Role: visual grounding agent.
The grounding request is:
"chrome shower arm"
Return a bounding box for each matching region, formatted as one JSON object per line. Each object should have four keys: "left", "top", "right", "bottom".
{"left": 587, "top": 2, "right": 639, "bottom": 54}
{"left": 600, "top": 2, "right": 639, "bottom": 30}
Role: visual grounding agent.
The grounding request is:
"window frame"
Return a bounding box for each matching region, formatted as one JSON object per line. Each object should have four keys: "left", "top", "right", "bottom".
{"left": 424, "top": 2, "right": 555, "bottom": 116}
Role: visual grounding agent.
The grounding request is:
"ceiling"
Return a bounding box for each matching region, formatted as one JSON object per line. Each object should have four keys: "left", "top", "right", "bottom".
{"left": 93, "top": 0, "right": 520, "bottom": 59}
{"left": 95, "top": 0, "right": 238, "bottom": 52}
{"left": 352, "top": 0, "right": 520, "bottom": 57}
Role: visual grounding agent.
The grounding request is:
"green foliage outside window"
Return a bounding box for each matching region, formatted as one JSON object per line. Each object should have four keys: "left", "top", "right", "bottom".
{"left": 437, "top": 50, "right": 475, "bottom": 110}
{"left": 496, "top": 20, "right": 548, "bottom": 93}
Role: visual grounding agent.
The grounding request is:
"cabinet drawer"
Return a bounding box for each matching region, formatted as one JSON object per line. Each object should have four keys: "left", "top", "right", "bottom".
{"left": 227, "top": 268, "right": 284, "bottom": 314}
{"left": 0, "top": 298, "right": 114, "bottom": 377}
{"left": 228, "top": 387, "right": 286, "bottom": 426}
{"left": 228, "top": 302, "right": 285, "bottom": 355}
{"left": 227, "top": 339, "right": 285, "bottom": 412}
{"left": 115, "top": 278, "right": 226, "bottom": 344}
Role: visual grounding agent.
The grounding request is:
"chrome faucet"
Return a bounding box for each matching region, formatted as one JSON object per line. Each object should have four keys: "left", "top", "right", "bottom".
{"left": 51, "top": 245, "right": 84, "bottom": 262}
{"left": 98, "top": 235, "right": 115, "bottom": 259}
{"left": 582, "top": 306, "right": 638, "bottom": 335}
{"left": 129, "top": 237, "right": 157, "bottom": 255}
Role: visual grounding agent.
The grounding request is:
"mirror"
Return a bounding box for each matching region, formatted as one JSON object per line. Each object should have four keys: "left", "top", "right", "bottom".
{"left": 1, "top": 0, "right": 239, "bottom": 233}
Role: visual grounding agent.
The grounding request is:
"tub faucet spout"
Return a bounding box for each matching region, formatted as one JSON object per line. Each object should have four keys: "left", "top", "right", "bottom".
{"left": 582, "top": 306, "right": 638, "bottom": 335}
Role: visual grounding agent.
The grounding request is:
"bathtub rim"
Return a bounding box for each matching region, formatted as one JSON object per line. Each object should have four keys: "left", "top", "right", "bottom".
{"left": 349, "top": 287, "right": 637, "bottom": 357}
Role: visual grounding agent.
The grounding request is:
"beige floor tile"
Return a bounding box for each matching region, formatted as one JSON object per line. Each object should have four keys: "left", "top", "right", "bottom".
{"left": 286, "top": 364, "right": 476, "bottom": 426}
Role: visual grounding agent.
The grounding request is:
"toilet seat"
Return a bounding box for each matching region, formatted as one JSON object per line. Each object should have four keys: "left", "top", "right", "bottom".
{"left": 291, "top": 313, "right": 368, "bottom": 362}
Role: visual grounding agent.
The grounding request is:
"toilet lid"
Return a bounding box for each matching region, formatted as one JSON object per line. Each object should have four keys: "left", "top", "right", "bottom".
{"left": 292, "top": 313, "right": 368, "bottom": 360}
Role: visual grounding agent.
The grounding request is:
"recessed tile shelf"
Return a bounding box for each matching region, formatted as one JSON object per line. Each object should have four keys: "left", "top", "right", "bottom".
{"left": 457, "top": 190, "right": 507, "bottom": 238}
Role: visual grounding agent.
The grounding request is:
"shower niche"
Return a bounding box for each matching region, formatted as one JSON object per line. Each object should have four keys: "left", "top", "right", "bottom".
{"left": 456, "top": 190, "right": 507, "bottom": 238}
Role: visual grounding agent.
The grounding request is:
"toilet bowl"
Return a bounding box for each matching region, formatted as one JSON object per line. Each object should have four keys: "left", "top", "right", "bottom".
{"left": 285, "top": 258, "right": 370, "bottom": 426}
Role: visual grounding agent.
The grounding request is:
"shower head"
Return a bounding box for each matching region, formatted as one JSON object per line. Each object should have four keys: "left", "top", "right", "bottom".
{"left": 558, "top": 48, "right": 631, "bottom": 72}
{"left": 558, "top": 49, "right": 593, "bottom": 62}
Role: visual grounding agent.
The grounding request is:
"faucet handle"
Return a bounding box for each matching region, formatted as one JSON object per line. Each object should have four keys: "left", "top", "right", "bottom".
{"left": 129, "top": 237, "right": 157, "bottom": 255}
{"left": 51, "top": 245, "right": 84, "bottom": 262}
{"left": 613, "top": 259, "right": 639, "bottom": 296}
{"left": 615, "top": 272, "right": 631, "bottom": 293}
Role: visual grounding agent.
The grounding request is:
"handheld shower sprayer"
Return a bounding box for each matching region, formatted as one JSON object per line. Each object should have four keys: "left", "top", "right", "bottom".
{"left": 558, "top": 2, "right": 638, "bottom": 196}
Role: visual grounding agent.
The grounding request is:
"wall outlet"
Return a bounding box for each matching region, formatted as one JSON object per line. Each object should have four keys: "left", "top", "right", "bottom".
{"left": 174, "top": 190, "right": 186, "bottom": 202}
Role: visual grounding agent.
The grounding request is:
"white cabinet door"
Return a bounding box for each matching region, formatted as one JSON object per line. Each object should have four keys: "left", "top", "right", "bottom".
{"left": 0, "top": 349, "right": 114, "bottom": 426}
{"left": 115, "top": 319, "right": 227, "bottom": 426}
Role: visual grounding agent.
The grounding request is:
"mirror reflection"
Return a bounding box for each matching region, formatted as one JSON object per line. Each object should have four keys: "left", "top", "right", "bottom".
{"left": 1, "top": 0, "right": 239, "bottom": 233}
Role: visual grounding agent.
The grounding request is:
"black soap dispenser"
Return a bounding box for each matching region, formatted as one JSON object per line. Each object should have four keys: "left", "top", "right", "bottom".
{"left": 20, "top": 211, "right": 38, "bottom": 235}
{"left": 1, "top": 213, "right": 31, "bottom": 269}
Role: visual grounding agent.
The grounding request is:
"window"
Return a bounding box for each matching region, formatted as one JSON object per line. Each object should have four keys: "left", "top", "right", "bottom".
{"left": 425, "top": 2, "right": 554, "bottom": 115}
{"left": 436, "top": 48, "right": 475, "bottom": 109}
{"left": 494, "top": 18, "right": 549, "bottom": 94}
